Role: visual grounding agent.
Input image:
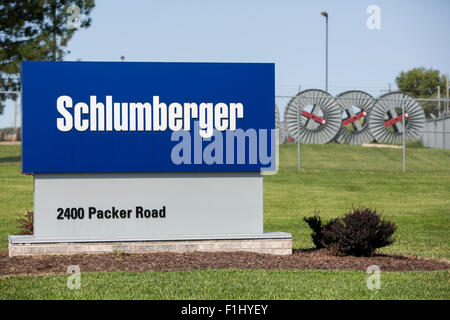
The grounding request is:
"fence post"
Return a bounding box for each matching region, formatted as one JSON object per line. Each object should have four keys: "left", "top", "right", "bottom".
{"left": 402, "top": 103, "right": 406, "bottom": 173}
{"left": 434, "top": 119, "right": 437, "bottom": 148}
{"left": 297, "top": 107, "right": 301, "bottom": 170}
{"left": 443, "top": 116, "right": 446, "bottom": 150}
{"left": 442, "top": 96, "right": 445, "bottom": 150}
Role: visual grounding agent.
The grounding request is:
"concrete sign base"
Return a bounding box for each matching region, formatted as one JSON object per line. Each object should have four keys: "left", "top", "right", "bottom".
{"left": 8, "top": 233, "right": 292, "bottom": 256}
{"left": 9, "top": 172, "right": 292, "bottom": 256}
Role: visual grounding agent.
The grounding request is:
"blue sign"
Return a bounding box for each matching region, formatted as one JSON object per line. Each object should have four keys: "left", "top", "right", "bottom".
{"left": 22, "top": 61, "right": 275, "bottom": 173}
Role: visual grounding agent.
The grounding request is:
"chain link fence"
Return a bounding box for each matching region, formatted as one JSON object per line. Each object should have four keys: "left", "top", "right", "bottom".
{"left": 1, "top": 90, "right": 449, "bottom": 173}
{"left": 0, "top": 91, "right": 21, "bottom": 142}
{"left": 276, "top": 92, "right": 450, "bottom": 173}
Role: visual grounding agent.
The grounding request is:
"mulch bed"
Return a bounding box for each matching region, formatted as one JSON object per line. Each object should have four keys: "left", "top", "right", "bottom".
{"left": 1, "top": 249, "right": 449, "bottom": 276}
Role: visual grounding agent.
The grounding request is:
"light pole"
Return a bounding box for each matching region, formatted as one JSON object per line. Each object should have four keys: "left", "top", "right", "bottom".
{"left": 321, "top": 11, "right": 328, "bottom": 92}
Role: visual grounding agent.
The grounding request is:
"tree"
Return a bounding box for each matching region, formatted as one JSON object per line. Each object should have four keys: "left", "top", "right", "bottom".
{"left": 0, "top": 0, "right": 95, "bottom": 115}
{"left": 395, "top": 67, "right": 447, "bottom": 117}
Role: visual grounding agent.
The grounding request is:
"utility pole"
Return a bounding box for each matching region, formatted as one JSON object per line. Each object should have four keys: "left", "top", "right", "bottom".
{"left": 321, "top": 11, "right": 328, "bottom": 92}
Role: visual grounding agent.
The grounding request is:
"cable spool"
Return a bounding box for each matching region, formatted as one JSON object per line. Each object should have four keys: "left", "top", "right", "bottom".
{"left": 284, "top": 89, "right": 342, "bottom": 144}
{"left": 279, "top": 120, "right": 290, "bottom": 143}
{"left": 275, "top": 104, "right": 284, "bottom": 144}
{"left": 275, "top": 104, "right": 280, "bottom": 127}
{"left": 369, "top": 92, "right": 425, "bottom": 144}
{"left": 335, "top": 90, "right": 375, "bottom": 145}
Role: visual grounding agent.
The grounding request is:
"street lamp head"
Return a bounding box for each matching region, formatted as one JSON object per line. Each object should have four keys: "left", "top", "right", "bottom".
{"left": 321, "top": 11, "right": 328, "bottom": 18}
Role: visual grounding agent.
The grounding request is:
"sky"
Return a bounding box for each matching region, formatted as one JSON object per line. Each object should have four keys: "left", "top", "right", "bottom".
{"left": 1, "top": 0, "right": 449, "bottom": 128}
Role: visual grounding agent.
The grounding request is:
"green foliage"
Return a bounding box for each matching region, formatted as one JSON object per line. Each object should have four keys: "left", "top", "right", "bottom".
{"left": 0, "top": 0, "right": 95, "bottom": 113}
{"left": 303, "top": 213, "right": 325, "bottom": 249}
{"left": 395, "top": 67, "right": 447, "bottom": 117}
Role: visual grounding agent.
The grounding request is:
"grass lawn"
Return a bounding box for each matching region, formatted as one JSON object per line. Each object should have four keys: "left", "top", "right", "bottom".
{"left": 1, "top": 270, "right": 448, "bottom": 300}
{"left": 0, "top": 143, "right": 449, "bottom": 299}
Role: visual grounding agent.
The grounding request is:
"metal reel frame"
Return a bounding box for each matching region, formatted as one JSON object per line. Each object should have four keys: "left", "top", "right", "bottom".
{"left": 335, "top": 90, "right": 375, "bottom": 145}
{"left": 284, "top": 89, "right": 342, "bottom": 144}
{"left": 369, "top": 92, "right": 425, "bottom": 144}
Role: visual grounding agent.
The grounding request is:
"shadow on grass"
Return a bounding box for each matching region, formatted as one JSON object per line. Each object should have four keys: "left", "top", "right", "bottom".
{"left": 0, "top": 156, "right": 21, "bottom": 163}
{"left": 293, "top": 247, "right": 409, "bottom": 260}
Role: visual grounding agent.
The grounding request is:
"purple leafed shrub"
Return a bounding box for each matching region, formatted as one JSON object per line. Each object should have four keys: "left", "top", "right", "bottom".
{"left": 304, "top": 207, "right": 397, "bottom": 256}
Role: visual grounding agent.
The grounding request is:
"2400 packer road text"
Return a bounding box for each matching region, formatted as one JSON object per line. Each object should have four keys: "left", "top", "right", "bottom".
{"left": 56, "top": 206, "right": 167, "bottom": 220}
